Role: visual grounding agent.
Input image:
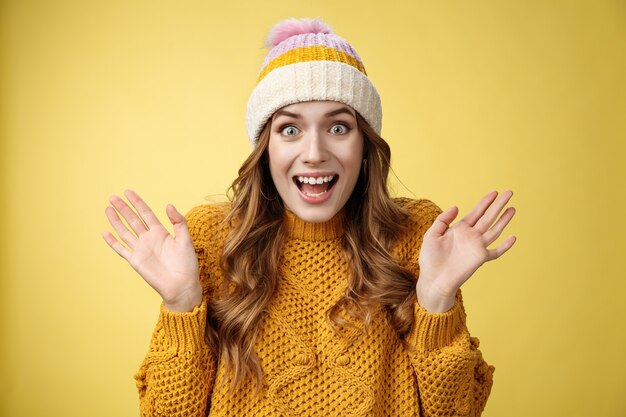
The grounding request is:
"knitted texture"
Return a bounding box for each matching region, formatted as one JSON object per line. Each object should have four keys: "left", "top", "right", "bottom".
{"left": 246, "top": 18, "right": 382, "bottom": 146}
{"left": 134, "top": 198, "right": 495, "bottom": 416}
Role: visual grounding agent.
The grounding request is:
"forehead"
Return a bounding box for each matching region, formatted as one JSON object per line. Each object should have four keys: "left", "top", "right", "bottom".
{"left": 273, "top": 101, "right": 356, "bottom": 119}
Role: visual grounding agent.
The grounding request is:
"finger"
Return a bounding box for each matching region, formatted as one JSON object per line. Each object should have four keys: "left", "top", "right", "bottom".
{"left": 426, "top": 206, "right": 459, "bottom": 237}
{"left": 483, "top": 206, "right": 516, "bottom": 246}
{"left": 124, "top": 189, "right": 162, "bottom": 228}
{"left": 105, "top": 205, "right": 137, "bottom": 249}
{"left": 109, "top": 194, "right": 149, "bottom": 236}
{"left": 460, "top": 190, "right": 499, "bottom": 227}
{"left": 474, "top": 190, "right": 514, "bottom": 234}
{"left": 102, "top": 230, "right": 132, "bottom": 260}
{"left": 167, "top": 204, "right": 192, "bottom": 244}
{"left": 486, "top": 235, "right": 517, "bottom": 261}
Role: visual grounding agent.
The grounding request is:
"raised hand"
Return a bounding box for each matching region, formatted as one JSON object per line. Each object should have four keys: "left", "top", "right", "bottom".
{"left": 417, "top": 190, "right": 517, "bottom": 313}
{"left": 102, "top": 190, "right": 202, "bottom": 312}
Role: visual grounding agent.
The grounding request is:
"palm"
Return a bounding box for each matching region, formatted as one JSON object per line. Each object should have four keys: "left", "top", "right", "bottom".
{"left": 420, "top": 221, "right": 491, "bottom": 294}
{"left": 129, "top": 226, "right": 199, "bottom": 301}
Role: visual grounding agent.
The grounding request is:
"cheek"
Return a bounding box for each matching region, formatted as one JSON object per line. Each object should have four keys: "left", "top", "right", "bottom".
{"left": 341, "top": 140, "right": 364, "bottom": 175}
{"left": 267, "top": 140, "right": 293, "bottom": 182}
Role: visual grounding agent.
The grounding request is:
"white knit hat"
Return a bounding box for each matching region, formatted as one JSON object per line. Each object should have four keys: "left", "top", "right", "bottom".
{"left": 245, "top": 18, "right": 382, "bottom": 147}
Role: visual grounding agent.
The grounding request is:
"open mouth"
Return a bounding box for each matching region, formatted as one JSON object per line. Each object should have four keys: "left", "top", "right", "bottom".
{"left": 293, "top": 175, "right": 338, "bottom": 197}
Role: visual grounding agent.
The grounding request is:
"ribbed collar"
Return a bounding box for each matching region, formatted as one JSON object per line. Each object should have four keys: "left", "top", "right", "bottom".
{"left": 284, "top": 209, "right": 345, "bottom": 241}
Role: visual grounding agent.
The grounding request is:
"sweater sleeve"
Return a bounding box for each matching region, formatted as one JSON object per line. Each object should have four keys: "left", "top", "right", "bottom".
{"left": 395, "top": 198, "right": 495, "bottom": 416}
{"left": 133, "top": 203, "right": 228, "bottom": 416}
{"left": 405, "top": 291, "right": 494, "bottom": 416}
{"left": 134, "top": 300, "right": 215, "bottom": 417}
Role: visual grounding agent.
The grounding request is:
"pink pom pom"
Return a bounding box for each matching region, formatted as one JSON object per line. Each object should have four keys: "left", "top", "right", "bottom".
{"left": 266, "top": 18, "right": 333, "bottom": 48}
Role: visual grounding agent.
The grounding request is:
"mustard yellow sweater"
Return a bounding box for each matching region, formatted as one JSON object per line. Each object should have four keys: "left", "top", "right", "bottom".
{"left": 134, "top": 198, "right": 494, "bottom": 416}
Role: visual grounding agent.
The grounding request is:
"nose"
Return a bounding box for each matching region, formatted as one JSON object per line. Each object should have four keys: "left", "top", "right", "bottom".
{"left": 302, "top": 130, "right": 329, "bottom": 164}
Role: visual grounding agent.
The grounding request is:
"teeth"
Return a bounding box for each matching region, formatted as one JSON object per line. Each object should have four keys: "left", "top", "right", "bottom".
{"left": 296, "top": 176, "right": 334, "bottom": 184}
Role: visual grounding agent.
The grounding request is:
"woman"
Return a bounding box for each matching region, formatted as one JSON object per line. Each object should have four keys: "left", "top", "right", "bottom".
{"left": 103, "top": 18, "right": 516, "bottom": 416}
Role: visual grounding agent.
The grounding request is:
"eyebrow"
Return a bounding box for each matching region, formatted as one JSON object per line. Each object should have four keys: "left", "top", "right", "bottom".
{"left": 272, "top": 106, "right": 355, "bottom": 120}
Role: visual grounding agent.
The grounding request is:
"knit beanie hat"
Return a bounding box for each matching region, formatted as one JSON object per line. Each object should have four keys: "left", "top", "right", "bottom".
{"left": 245, "top": 17, "right": 382, "bottom": 147}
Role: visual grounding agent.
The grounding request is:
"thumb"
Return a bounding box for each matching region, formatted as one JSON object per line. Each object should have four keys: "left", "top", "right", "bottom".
{"left": 166, "top": 204, "right": 191, "bottom": 241}
{"left": 426, "top": 206, "right": 459, "bottom": 237}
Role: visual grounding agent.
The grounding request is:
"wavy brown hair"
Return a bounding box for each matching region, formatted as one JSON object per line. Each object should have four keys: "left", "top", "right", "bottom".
{"left": 209, "top": 112, "right": 417, "bottom": 390}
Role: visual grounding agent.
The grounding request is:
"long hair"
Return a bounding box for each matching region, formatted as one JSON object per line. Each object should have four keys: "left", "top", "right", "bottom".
{"left": 211, "top": 112, "right": 416, "bottom": 390}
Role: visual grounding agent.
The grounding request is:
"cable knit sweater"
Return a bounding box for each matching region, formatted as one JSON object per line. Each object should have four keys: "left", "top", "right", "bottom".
{"left": 134, "top": 198, "right": 494, "bottom": 416}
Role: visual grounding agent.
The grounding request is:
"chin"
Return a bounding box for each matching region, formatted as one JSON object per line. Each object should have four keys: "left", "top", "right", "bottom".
{"left": 290, "top": 204, "right": 341, "bottom": 223}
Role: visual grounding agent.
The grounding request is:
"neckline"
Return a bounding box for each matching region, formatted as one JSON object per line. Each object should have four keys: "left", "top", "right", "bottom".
{"left": 284, "top": 209, "right": 345, "bottom": 241}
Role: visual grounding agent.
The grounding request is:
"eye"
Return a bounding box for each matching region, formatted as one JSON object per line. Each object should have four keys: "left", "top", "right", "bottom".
{"left": 330, "top": 123, "right": 349, "bottom": 135}
{"left": 280, "top": 125, "right": 300, "bottom": 136}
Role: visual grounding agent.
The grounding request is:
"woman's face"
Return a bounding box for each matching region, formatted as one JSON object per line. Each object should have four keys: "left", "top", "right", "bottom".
{"left": 268, "top": 101, "right": 364, "bottom": 223}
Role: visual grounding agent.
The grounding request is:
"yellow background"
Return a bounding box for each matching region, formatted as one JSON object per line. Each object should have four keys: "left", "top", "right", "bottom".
{"left": 1, "top": 0, "right": 625, "bottom": 416}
